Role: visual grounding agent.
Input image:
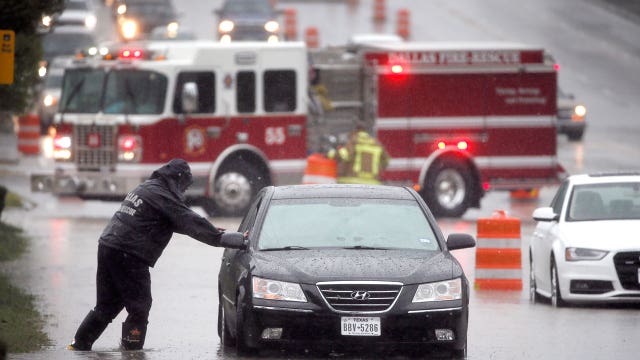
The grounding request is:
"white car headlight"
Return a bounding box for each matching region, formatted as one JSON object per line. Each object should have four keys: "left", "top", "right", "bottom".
{"left": 218, "top": 20, "right": 234, "bottom": 33}
{"left": 264, "top": 20, "right": 279, "bottom": 33}
{"left": 565, "top": 247, "right": 608, "bottom": 261}
{"left": 412, "top": 278, "right": 462, "bottom": 302}
{"left": 252, "top": 276, "right": 307, "bottom": 302}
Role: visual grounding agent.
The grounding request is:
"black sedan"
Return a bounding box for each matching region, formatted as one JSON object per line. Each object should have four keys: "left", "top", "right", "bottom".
{"left": 217, "top": 184, "right": 476, "bottom": 357}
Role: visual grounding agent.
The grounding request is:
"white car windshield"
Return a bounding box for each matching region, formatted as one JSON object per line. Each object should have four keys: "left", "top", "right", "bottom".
{"left": 568, "top": 182, "right": 640, "bottom": 221}
{"left": 258, "top": 198, "right": 439, "bottom": 251}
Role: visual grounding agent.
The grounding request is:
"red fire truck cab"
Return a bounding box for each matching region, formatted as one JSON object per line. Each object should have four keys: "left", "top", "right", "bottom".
{"left": 31, "top": 40, "right": 565, "bottom": 217}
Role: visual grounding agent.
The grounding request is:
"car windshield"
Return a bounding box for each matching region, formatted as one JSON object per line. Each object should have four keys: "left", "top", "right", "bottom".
{"left": 258, "top": 198, "right": 440, "bottom": 251}
{"left": 222, "top": 0, "right": 273, "bottom": 15}
{"left": 567, "top": 182, "right": 640, "bottom": 221}
{"left": 42, "top": 32, "right": 94, "bottom": 58}
{"left": 59, "top": 68, "right": 167, "bottom": 114}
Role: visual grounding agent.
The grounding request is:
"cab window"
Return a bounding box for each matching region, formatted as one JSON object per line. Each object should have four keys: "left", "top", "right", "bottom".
{"left": 173, "top": 72, "right": 215, "bottom": 113}
{"left": 237, "top": 71, "right": 256, "bottom": 113}
{"left": 264, "top": 70, "right": 296, "bottom": 112}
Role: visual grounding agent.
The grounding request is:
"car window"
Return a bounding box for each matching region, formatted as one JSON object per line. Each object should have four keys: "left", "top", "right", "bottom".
{"left": 567, "top": 182, "right": 640, "bottom": 221}
{"left": 257, "top": 198, "right": 439, "bottom": 250}
{"left": 550, "top": 179, "right": 569, "bottom": 215}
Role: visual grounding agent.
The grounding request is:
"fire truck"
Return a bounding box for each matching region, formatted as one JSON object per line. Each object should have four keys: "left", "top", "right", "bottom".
{"left": 31, "top": 40, "right": 565, "bottom": 217}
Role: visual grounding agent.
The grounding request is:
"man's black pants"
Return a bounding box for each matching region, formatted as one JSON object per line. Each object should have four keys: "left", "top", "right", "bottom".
{"left": 95, "top": 244, "right": 152, "bottom": 325}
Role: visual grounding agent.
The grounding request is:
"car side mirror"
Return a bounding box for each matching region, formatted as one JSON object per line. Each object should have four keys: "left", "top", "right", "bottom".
{"left": 220, "top": 231, "right": 247, "bottom": 249}
{"left": 446, "top": 233, "right": 476, "bottom": 251}
{"left": 181, "top": 82, "right": 198, "bottom": 114}
{"left": 532, "top": 207, "right": 559, "bottom": 222}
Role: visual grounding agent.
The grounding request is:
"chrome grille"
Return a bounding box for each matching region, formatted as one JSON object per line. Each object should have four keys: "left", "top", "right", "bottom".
{"left": 613, "top": 252, "right": 640, "bottom": 290}
{"left": 317, "top": 282, "right": 402, "bottom": 313}
{"left": 73, "top": 125, "right": 116, "bottom": 170}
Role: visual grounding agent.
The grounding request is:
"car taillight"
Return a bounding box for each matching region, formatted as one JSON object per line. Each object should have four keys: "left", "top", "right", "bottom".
{"left": 118, "top": 134, "right": 142, "bottom": 162}
{"left": 53, "top": 134, "right": 72, "bottom": 160}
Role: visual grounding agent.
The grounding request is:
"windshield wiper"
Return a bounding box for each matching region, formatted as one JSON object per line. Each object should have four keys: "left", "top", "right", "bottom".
{"left": 261, "top": 246, "right": 310, "bottom": 251}
{"left": 342, "top": 245, "right": 389, "bottom": 250}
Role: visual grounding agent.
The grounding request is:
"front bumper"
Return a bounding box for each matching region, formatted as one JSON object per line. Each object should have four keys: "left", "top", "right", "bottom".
{"left": 558, "top": 252, "right": 640, "bottom": 303}
{"left": 246, "top": 299, "right": 468, "bottom": 351}
{"left": 31, "top": 169, "right": 145, "bottom": 198}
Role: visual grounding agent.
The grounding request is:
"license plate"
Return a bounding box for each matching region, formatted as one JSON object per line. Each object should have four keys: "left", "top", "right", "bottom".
{"left": 340, "top": 317, "right": 381, "bottom": 336}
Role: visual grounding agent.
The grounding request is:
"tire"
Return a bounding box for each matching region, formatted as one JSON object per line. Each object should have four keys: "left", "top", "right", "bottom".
{"left": 550, "top": 258, "right": 567, "bottom": 307}
{"left": 209, "top": 161, "right": 267, "bottom": 217}
{"left": 424, "top": 159, "right": 473, "bottom": 218}
{"left": 529, "top": 253, "right": 543, "bottom": 303}
{"left": 218, "top": 299, "right": 234, "bottom": 347}
{"left": 567, "top": 130, "right": 584, "bottom": 142}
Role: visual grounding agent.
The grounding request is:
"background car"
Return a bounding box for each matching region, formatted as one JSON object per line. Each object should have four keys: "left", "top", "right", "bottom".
{"left": 37, "top": 57, "right": 73, "bottom": 134}
{"left": 214, "top": 0, "right": 282, "bottom": 42}
{"left": 529, "top": 172, "right": 640, "bottom": 307}
{"left": 39, "top": 26, "right": 97, "bottom": 77}
{"left": 53, "top": 0, "right": 98, "bottom": 30}
{"left": 114, "top": 0, "right": 180, "bottom": 40}
{"left": 217, "top": 184, "right": 475, "bottom": 357}
{"left": 557, "top": 87, "right": 587, "bottom": 141}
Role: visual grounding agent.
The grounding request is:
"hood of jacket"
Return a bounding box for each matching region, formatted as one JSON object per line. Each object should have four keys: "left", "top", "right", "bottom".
{"left": 149, "top": 158, "right": 193, "bottom": 201}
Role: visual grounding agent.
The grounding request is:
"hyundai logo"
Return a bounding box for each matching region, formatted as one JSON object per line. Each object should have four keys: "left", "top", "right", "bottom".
{"left": 351, "top": 291, "right": 371, "bottom": 301}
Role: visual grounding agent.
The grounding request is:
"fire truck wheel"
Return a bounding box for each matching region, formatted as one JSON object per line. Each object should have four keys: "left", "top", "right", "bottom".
{"left": 209, "top": 162, "right": 267, "bottom": 217}
{"left": 423, "top": 159, "right": 472, "bottom": 218}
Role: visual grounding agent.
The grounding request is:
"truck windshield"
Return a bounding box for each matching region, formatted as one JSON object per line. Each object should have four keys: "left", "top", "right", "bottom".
{"left": 59, "top": 68, "right": 168, "bottom": 114}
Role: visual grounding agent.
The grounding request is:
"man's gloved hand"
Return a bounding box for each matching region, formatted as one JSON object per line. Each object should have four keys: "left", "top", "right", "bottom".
{"left": 217, "top": 227, "right": 226, "bottom": 232}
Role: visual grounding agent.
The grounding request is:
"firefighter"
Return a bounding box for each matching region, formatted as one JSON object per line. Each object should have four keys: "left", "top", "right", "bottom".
{"left": 327, "top": 126, "right": 390, "bottom": 184}
{"left": 67, "top": 159, "right": 226, "bottom": 351}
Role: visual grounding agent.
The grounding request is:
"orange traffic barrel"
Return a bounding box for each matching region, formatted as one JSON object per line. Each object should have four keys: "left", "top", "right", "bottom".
{"left": 305, "top": 27, "right": 319, "bottom": 48}
{"left": 373, "top": 0, "right": 386, "bottom": 22}
{"left": 510, "top": 188, "right": 540, "bottom": 200}
{"left": 302, "top": 153, "right": 337, "bottom": 184}
{"left": 284, "top": 8, "right": 297, "bottom": 40}
{"left": 17, "top": 113, "right": 41, "bottom": 155}
{"left": 396, "top": 8, "right": 410, "bottom": 40}
{"left": 474, "top": 210, "right": 522, "bottom": 290}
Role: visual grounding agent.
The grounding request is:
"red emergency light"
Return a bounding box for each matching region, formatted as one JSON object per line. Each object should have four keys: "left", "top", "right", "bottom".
{"left": 435, "top": 140, "right": 470, "bottom": 151}
{"left": 390, "top": 64, "right": 404, "bottom": 74}
{"left": 119, "top": 135, "right": 138, "bottom": 151}
{"left": 119, "top": 49, "right": 144, "bottom": 59}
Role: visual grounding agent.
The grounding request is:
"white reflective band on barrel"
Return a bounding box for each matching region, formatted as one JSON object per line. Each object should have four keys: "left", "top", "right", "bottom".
{"left": 302, "top": 175, "right": 337, "bottom": 184}
{"left": 476, "top": 238, "right": 521, "bottom": 249}
{"left": 475, "top": 268, "right": 522, "bottom": 279}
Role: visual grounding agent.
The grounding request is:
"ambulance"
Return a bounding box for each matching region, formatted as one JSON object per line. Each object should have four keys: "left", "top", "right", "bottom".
{"left": 31, "top": 40, "right": 565, "bottom": 217}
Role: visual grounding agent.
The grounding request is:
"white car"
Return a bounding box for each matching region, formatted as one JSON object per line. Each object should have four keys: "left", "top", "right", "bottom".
{"left": 529, "top": 172, "right": 640, "bottom": 306}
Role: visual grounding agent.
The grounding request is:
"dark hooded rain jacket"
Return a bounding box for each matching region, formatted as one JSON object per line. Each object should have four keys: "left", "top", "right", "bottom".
{"left": 99, "top": 159, "right": 222, "bottom": 267}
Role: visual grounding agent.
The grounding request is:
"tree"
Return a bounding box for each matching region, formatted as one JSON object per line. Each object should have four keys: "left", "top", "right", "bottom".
{"left": 0, "top": 0, "right": 64, "bottom": 114}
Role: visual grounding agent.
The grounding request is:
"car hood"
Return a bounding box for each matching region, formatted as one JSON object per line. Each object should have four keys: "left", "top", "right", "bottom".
{"left": 561, "top": 220, "right": 640, "bottom": 251}
{"left": 251, "top": 249, "right": 459, "bottom": 285}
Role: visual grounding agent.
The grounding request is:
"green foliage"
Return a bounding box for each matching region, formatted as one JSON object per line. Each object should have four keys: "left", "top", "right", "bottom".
{"left": 0, "top": 272, "right": 51, "bottom": 353}
{"left": 0, "top": 221, "right": 51, "bottom": 353}
{"left": 0, "top": 222, "right": 27, "bottom": 261}
{"left": 0, "top": 0, "right": 65, "bottom": 114}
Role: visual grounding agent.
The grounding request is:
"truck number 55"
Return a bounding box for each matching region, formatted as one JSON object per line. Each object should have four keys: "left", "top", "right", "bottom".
{"left": 265, "top": 127, "right": 286, "bottom": 145}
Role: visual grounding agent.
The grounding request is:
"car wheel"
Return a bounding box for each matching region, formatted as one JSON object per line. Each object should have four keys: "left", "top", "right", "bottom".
{"left": 529, "top": 253, "right": 543, "bottom": 303}
{"left": 209, "top": 161, "right": 267, "bottom": 217}
{"left": 550, "top": 258, "right": 567, "bottom": 307}
{"left": 424, "top": 159, "right": 473, "bottom": 218}
{"left": 567, "top": 130, "right": 584, "bottom": 142}
{"left": 218, "top": 299, "right": 234, "bottom": 347}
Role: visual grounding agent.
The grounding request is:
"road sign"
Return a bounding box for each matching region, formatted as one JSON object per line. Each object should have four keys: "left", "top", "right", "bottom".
{"left": 0, "top": 30, "right": 15, "bottom": 85}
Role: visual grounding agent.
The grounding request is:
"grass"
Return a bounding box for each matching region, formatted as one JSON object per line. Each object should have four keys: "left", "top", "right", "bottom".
{"left": 0, "top": 220, "right": 51, "bottom": 353}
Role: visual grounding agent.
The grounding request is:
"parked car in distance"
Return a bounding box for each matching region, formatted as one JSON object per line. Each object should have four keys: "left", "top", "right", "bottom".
{"left": 114, "top": 0, "right": 180, "bottom": 40}
{"left": 39, "top": 26, "right": 97, "bottom": 77}
{"left": 37, "top": 57, "right": 73, "bottom": 134}
{"left": 214, "top": 0, "right": 282, "bottom": 42}
{"left": 217, "top": 184, "right": 475, "bottom": 357}
{"left": 530, "top": 172, "right": 640, "bottom": 307}
{"left": 557, "top": 87, "right": 587, "bottom": 141}
{"left": 55, "top": 0, "right": 98, "bottom": 30}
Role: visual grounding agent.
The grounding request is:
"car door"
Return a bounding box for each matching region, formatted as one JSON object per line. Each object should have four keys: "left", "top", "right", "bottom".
{"left": 532, "top": 180, "right": 568, "bottom": 293}
{"left": 219, "top": 190, "right": 264, "bottom": 321}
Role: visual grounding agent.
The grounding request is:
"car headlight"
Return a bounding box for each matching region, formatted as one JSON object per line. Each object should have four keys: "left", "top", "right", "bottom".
{"left": 565, "top": 247, "right": 608, "bottom": 261}
{"left": 572, "top": 105, "right": 586, "bottom": 121}
{"left": 252, "top": 276, "right": 307, "bottom": 302}
{"left": 218, "top": 20, "right": 234, "bottom": 33}
{"left": 120, "top": 18, "right": 139, "bottom": 40}
{"left": 264, "top": 20, "right": 279, "bottom": 33}
{"left": 85, "top": 15, "right": 97, "bottom": 30}
{"left": 412, "top": 278, "right": 462, "bottom": 302}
